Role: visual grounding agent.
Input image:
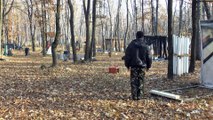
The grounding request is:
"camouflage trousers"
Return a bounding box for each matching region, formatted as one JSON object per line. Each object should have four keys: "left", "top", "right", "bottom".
{"left": 130, "top": 67, "right": 145, "bottom": 100}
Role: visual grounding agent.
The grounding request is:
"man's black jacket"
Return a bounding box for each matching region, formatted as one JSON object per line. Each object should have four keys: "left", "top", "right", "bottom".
{"left": 125, "top": 38, "right": 152, "bottom": 69}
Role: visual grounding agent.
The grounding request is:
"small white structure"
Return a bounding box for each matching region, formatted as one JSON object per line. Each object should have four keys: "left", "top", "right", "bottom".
{"left": 77, "top": 54, "right": 84, "bottom": 61}
{"left": 47, "top": 47, "right": 52, "bottom": 55}
{"left": 57, "top": 53, "right": 64, "bottom": 60}
{"left": 200, "top": 20, "right": 213, "bottom": 88}
{"left": 173, "top": 35, "right": 190, "bottom": 76}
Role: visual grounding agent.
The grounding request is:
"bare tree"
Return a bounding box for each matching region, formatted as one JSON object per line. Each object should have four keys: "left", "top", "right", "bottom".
{"left": 151, "top": 0, "right": 155, "bottom": 35}
{"left": 203, "top": 0, "right": 211, "bottom": 20}
{"left": 141, "top": 0, "right": 144, "bottom": 32}
{"left": 68, "top": 0, "right": 77, "bottom": 63}
{"left": 39, "top": 0, "right": 47, "bottom": 56}
{"left": 25, "top": 0, "right": 36, "bottom": 52}
{"left": 1, "top": 0, "right": 14, "bottom": 44}
{"left": 178, "top": 0, "right": 184, "bottom": 36}
{"left": 83, "top": 0, "right": 91, "bottom": 61}
{"left": 113, "top": 0, "right": 122, "bottom": 52}
{"left": 65, "top": 3, "right": 70, "bottom": 53}
{"left": 196, "top": 0, "right": 201, "bottom": 60}
{"left": 134, "top": 0, "right": 137, "bottom": 31}
{"left": 51, "top": 0, "right": 61, "bottom": 67}
{"left": 155, "top": 0, "right": 159, "bottom": 35}
{"left": 172, "top": 0, "right": 177, "bottom": 34}
{"left": 124, "top": 0, "right": 129, "bottom": 51}
{"left": 101, "top": 20, "right": 105, "bottom": 52}
{"left": 0, "top": 0, "right": 2, "bottom": 58}
{"left": 167, "top": 0, "right": 173, "bottom": 79}
{"left": 99, "top": 0, "right": 106, "bottom": 53}
{"left": 3, "top": 0, "right": 14, "bottom": 17}
{"left": 189, "top": 0, "right": 197, "bottom": 73}
{"left": 107, "top": 0, "right": 113, "bottom": 57}
{"left": 89, "top": 0, "right": 97, "bottom": 58}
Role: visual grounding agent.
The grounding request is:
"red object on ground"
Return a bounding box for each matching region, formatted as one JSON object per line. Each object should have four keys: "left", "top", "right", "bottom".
{"left": 109, "top": 66, "right": 119, "bottom": 74}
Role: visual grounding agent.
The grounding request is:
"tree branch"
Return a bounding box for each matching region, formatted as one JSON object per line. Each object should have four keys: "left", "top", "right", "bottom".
{"left": 4, "top": 0, "right": 15, "bottom": 17}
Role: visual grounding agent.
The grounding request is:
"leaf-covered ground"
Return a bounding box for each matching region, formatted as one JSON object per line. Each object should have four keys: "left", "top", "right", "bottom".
{"left": 0, "top": 50, "right": 212, "bottom": 120}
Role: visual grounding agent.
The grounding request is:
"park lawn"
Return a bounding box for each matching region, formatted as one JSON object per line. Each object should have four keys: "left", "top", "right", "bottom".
{"left": 0, "top": 50, "right": 212, "bottom": 120}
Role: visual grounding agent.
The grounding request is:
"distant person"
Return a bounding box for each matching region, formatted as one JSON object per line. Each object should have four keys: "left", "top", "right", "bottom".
{"left": 124, "top": 31, "right": 152, "bottom": 100}
{"left": 8, "top": 48, "right": 13, "bottom": 56}
{"left": 25, "top": 48, "right": 30, "bottom": 56}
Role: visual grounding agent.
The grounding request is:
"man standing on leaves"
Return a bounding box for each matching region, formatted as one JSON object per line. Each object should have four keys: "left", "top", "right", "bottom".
{"left": 124, "top": 31, "right": 152, "bottom": 100}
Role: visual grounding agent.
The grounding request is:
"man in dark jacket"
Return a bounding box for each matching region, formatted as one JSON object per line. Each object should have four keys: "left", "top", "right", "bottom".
{"left": 125, "top": 31, "right": 152, "bottom": 100}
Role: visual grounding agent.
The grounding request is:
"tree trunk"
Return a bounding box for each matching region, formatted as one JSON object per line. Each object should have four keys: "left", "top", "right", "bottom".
{"left": 189, "top": 0, "right": 197, "bottom": 73}
{"left": 0, "top": 0, "right": 2, "bottom": 58}
{"left": 90, "top": 0, "right": 97, "bottom": 58}
{"left": 31, "top": 13, "right": 36, "bottom": 52}
{"left": 172, "top": 1, "right": 177, "bottom": 34}
{"left": 3, "top": 0, "right": 14, "bottom": 17}
{"left": 117, "top": 0, "right": 122, "bottom": 52}
{"left": 113, "top": 0, "right": 122, "bottom": 52}
{"left": 196, "top": 1, "right": 201, "bottom": 60}
{"left": 155, "top": 0, "right": 159, "bottom": 35}
{"left": 167, "top": 0, "right": 173, "bottom": 79}
{"left": 51, "top": 0, "right": 61, "bottom": 67}
{"left": 107, "top": 0, "right": 112, "bottom": 57}
{"left": 151, "top": 0, "right": 155, "bottom": 35}
{"left": 26, "top": 0, "right": 36, "bottom": 52}
{"left": 68, "top": 0, "right": 77, "bottom": 63}
{"left": 65, "top": 4, "right": 70, "bottom": 52}
{"left": 31, "top": 25, "right": 36, "bottom": 51}
{"left": 141, "top": 0, "right": 144, "bottom": 32}
{"left": 1, "top": 0, "right": 14, "bottom": 45}
{"left": 178, "top": 0, "right": 184, "bottom": 36}
{"left": 41, "top": 1, "right": 46, "bottom": 56}
{"left": 83, "top": 0, "right": 91, "bottom": 61}
{"left": 124, "top": 0, "right": 129, "bottom": 51}
{"left": 203, "top": 1, "right": 211, "bottom": 20}
{"left": 44, "top": 9, "right": 48, "bottom": 52}
{"left": 1, "top": 0, "right": 5, "bottom": 46}
{"left": 101, "top": 20, "right": 105, "bottom": 52}
{"left": 134, "top": 0, "right": 137, "bottom": 31}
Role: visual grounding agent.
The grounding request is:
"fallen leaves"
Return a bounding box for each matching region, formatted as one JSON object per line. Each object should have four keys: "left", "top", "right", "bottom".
{"left": 0, "top": 51, "right": 212, "bottom": 119}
